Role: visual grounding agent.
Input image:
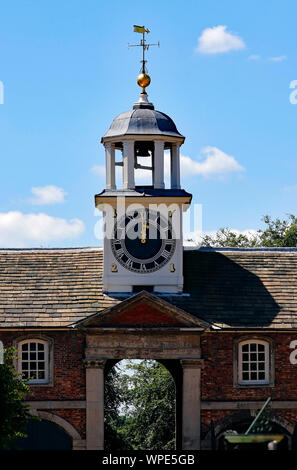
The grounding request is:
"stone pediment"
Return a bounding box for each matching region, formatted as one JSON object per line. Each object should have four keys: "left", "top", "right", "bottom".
{"left": 75, "top": 291, "right": 210, "bottom": 329}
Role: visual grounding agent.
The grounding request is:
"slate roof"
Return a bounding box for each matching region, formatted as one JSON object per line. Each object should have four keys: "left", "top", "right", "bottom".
{"left": 0, "top": 247, "right": 297, "bottom": 329}
{"left": 0, "top": 248, "right": 118, "bottom": 328}
{"left": 102, "top": 107, "right": 184, "bottom": 140}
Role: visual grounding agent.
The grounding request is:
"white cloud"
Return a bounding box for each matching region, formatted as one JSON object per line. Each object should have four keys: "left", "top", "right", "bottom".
{"left": 30, "top": 185, "right": 67, "bottom": 205}
{"left": 248, "top": 54, "right": 261, "bottom": 61}
{"left": 196, "top": 25, "right": 246, "bottom": 54}
{"left": 91, "top": 165, "right": 105, "bottom": 177}
{"left": 0, "top": 211, "right": 84, "bottom": 248}
{"left": 92, "top": 147, "right": 244, "bottom": 183}
{"left": 284, "top": 184, "right": 297, "bottom": 192}
{"left": 268, "top": 55, "right": 287, "bottom": 62}
{"left": 181, "top": 146, "right": 244, "bottom": 178}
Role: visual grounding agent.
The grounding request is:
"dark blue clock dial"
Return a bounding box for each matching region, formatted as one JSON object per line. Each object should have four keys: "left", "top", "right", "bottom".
{"left": 111, "top": 210, "right": 176, "bottom": 273}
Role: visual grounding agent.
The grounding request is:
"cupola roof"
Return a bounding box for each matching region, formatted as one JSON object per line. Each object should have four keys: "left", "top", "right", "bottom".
{"left": 102, "top": 97, "right": 184, "bottom": 141}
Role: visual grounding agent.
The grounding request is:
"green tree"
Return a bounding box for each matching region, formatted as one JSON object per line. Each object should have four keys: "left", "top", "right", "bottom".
{"left": 0, "top": 347, "right": 32, "bottom": 449}
{"left": 259, "top": 214, "right": 297, "bottom": 247}
{"left": 112, "top": 360, "right": 176, "bottom": 450}
{"left": 196, "top": 214, "right": 297, "bottom": 248}
{"left": 104, "top": 363, "right": 133, "bottom": 450}
{"left": 200, "top": 227, "right": 259, "bottom": 248}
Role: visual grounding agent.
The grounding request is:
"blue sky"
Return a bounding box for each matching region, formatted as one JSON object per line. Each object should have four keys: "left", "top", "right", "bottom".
{"left": 0, "top": 0, "right": 297, "bottom": 247}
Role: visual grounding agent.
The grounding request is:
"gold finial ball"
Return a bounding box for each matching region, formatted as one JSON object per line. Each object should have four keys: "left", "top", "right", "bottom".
{"left": 137, "top": 73, "right": 151, "bottom": 89}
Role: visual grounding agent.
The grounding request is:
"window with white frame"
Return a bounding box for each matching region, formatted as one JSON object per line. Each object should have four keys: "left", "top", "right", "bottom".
{"left": 18, "top": 339, "right": 49, "bottom": 384}
{"left": 238, "top": 339, "right": 270, "bottom": 385}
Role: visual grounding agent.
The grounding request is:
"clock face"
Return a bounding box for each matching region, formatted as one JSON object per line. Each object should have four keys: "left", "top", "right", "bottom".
{"left": 111, "top": 209, "right": 176, "bottom": 273}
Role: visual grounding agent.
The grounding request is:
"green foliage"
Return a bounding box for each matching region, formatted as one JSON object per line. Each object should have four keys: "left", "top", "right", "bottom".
{"left": 200, "top": 227, "right": 259, "bottom": 248}
{"left": 104, "top": 364, "right": 133, "bottom": 450}
{"left": 197, "top": 214, "right": 297, "bottom": 248}
{"left": 104, "top": 360, "right": 176, "bottom": 450}
{"left": 0, "top": 347, "right": 33, "bottom": 449}
{"left": 259, "top": 214, "right": 297, "bottom": 247}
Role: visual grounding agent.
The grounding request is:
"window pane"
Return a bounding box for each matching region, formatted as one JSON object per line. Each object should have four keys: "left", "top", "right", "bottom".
{"left": 239, "top": 341, "right": 269, "bottom": 384}
{"left": 20, "top": 341, "right": 48, "bottom": 384}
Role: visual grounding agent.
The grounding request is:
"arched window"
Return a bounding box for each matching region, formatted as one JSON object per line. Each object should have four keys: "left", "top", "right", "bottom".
{"left": 17, "top": 339, "right": 50, "bottom": 384}
{"left": 238, "top": 339, "right": 270, "bottom": 385}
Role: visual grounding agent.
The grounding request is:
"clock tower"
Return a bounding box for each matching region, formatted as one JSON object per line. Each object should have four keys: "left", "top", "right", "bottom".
{"left": 95, "top": 27, "right": 192, "bottom": 293}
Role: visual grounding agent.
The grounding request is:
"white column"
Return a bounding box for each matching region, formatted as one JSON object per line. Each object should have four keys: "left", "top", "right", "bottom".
{"left": 85, "top": 359, "right": 105, "bottom": 450}
{"left": 153, "top": 141, "right": 165, "bottom": 189}
{"left": 122, "top": 141, "right": 135, "bottom": 189}
{"left": 105, "top": 143, "right": 116, "bottom": 190}
{"left": 181, "top": 359, "right": 204, "bottom": 450}
{"left": 171, "top": 143, "right": 181, "bottom": 189}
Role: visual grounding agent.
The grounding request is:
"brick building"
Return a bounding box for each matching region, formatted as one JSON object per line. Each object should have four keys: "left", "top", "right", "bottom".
{"left": 1, "top": 247, "right": 297, "bottom": 450}
{"left": 1, "top": 55, "right": 297, "bottom": 451}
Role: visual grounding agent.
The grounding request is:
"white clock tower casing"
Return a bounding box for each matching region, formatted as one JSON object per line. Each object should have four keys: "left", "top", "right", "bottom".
{"left": 95, "top": 89, "right": 192, "bottom": 293}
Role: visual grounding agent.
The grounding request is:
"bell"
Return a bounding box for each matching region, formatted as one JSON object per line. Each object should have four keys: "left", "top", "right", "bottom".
{"left": 135, "top": 142, "right": 152, "bottom": 157}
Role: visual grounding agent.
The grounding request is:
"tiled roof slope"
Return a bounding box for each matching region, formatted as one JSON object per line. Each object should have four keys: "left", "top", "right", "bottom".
{"left": 174, "top": 249, "right": 297, "bottom": 329}
{"left": 0, "top": 247, "right": 297, "bottom": 329}
{"left": 0, "top": 248, "right": 118, "bottom": 328}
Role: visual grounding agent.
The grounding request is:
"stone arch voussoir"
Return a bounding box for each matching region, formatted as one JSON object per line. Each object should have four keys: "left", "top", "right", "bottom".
{"left": 33, "top": 410, "right": 82, "bottom": 441}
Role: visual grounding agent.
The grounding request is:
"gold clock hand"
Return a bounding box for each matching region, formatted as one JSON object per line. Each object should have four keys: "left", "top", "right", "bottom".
{"left": 141, "top": 212, "right": 147, "bottom": 244}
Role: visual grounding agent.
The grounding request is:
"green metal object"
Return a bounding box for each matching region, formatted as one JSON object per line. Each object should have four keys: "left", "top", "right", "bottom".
{"left": 245, "top": 397, "right": 271, "bottom": 435}
{"left": 223, "top": 398, "right": 285, "bottom": 449}
{"left": 225, "top": 434, "right": 284, "bottom": 445}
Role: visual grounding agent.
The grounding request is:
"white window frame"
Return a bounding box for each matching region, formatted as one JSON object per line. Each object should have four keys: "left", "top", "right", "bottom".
{"left": 17, "top": 339, "right": 49, "bottom": 385}
{"left": 238, "top": 339, "right": 270, "bottom": 386}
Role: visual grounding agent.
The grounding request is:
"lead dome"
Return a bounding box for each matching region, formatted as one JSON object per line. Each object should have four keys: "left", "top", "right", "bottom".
{"left": 102, "top": 100, "right": 184, "bottom": 141}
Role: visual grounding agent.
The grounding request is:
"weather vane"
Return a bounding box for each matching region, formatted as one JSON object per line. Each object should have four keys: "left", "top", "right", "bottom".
{"left": 128, "top": 25, "right": 160, "bottom": 93}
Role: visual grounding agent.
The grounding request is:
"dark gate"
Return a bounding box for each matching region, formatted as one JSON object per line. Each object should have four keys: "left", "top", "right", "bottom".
{"left": 13, "top": 419, "right": 72, "bottom": 450}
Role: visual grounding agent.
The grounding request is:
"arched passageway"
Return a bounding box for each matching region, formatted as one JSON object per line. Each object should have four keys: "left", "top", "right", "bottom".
{"left": 104, "top": 359, "right": 183, "bottom": 450}
{"left": 12, "top": 418, "right": 73, "bottom": 450}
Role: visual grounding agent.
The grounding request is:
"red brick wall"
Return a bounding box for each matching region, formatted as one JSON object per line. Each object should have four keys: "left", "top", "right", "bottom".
{"left": 101, "top": 302, "right": 184, "bottom": 327}
{"left": 2, "top": 328, "right": 297, "bottom": 441}
{"left": 51, "top": 409, "right": 86, "bottom": 439}
{"left": 0, "top": 330, "right": 86, "bottom": 400}
{"left": 201, "top": 331, "right": 297, "bottom": 401}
